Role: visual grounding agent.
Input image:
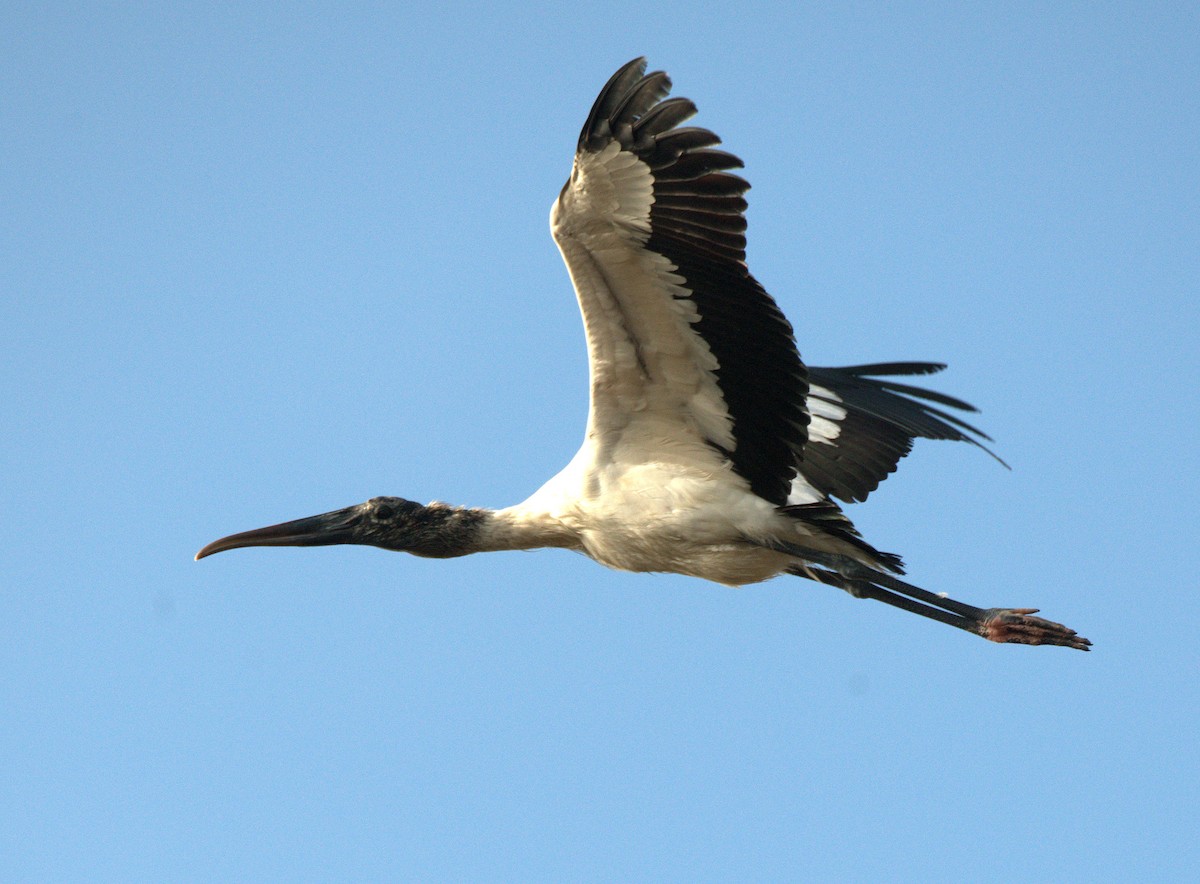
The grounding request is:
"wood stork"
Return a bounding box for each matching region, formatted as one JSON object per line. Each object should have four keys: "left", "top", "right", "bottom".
{"left": 198, "top": 58, "right": 1088, "bottom": 650}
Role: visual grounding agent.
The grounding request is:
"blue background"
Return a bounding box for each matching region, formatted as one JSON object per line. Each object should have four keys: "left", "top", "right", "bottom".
{"left": 4, "top": 3, "right": 1197, "bottom": 880}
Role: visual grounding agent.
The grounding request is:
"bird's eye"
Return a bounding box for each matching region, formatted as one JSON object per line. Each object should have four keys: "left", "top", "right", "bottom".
{"left": 373, "top": 503, "right": 394, "bottom": 520}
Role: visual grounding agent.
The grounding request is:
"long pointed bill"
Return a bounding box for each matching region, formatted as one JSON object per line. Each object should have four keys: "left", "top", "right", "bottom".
{"left": 195, "top": 505, "right": 364, "bottom": 560}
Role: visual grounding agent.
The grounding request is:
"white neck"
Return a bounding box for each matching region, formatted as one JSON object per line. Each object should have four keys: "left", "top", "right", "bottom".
{"left": 473, "top": 505, "right": 583, "bottom": 554}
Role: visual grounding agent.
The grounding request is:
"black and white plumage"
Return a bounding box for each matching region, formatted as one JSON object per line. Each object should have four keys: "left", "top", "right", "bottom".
{"left": 198, "top": 59, "right": 1088, "bottom": 649}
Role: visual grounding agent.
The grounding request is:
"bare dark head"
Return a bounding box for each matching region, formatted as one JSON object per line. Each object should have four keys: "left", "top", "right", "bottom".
{"left": 195, "top": 496, "right": 487, "bottom": 561}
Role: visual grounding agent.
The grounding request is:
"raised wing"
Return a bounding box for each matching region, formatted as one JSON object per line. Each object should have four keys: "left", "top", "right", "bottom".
{"left": 551, "top": 58, "right": 809, "bottom": 505}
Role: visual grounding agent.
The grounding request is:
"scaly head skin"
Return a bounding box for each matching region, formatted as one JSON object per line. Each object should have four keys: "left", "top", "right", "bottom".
{"left": 196, "top": 497, "right": 489, "bottom": 561}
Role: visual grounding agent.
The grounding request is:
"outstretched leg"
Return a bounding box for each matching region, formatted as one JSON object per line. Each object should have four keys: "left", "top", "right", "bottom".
{"left": 775, "top": 549, "right": 1090, "bottom": 650}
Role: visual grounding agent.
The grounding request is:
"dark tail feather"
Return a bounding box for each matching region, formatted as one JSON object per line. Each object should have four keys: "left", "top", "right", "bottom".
{"left": 779, "top": 501, "right": 905, "bottom": 574}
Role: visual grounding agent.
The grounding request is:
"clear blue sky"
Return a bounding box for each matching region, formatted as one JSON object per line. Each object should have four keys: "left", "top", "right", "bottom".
{"left": 3, "top": 2, "right": 1197, "bottom": 880}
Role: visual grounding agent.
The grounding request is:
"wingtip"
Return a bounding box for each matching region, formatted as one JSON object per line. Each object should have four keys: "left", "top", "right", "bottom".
{"left": 579, "top": 57, "right": 653, "bottom": 151}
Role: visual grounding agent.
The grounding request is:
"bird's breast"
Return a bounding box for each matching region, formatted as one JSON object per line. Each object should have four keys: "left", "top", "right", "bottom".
{"left": 568, "top": 463, "right": 794, "bottom": 586}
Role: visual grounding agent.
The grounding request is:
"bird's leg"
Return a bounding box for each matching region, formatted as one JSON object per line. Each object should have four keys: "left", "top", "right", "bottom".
{"left": 794, "top": 566, "right": 978, "bottom": 632}
{"left": 865, "top": 569, "right": 1091, "bottom": 649}
{"left": 777, "top": 549, "right": 1090, "bottom": 650}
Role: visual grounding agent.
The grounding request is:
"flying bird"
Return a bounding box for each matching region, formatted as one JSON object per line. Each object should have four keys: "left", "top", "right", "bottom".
{"left": 198, "top": 58, "right": 1088, "bottom": 649}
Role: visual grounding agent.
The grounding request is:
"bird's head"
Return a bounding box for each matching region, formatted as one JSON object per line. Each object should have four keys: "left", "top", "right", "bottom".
{"left": 196, "top": 496, "right": 485, "bottom": 560}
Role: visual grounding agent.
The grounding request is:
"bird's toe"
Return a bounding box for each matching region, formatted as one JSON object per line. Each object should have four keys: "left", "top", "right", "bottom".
{"left": 977, "top": 608, "right": 1091, "bottom": 650}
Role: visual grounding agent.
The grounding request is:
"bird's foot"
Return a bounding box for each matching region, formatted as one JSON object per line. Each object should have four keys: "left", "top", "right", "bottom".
{"left": 976, "top": 608, "right": 1091, "bottom": 651}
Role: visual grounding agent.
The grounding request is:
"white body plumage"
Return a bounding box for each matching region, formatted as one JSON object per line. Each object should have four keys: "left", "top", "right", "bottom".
{"left": 197, "top": 58, "right": 1089, "bottom": 649}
